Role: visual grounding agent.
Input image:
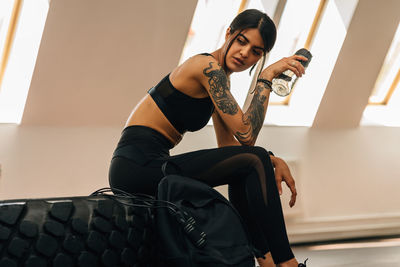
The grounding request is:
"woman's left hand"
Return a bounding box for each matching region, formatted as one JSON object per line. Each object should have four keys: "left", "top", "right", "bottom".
{"left": 270, "top": 156, "right": 297, "bottom": 207}
{"left": 260, "top": 55, "right": 308, "bottom": 81}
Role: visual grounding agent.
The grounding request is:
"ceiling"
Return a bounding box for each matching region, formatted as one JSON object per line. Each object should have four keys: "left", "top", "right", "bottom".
{"left": 21, "top": 0, "right": 198, "bottom": 126}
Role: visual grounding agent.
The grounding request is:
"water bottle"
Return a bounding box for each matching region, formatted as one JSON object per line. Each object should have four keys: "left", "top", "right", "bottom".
{"left": 271, "top": 48, "right": 312, "bottom": 97}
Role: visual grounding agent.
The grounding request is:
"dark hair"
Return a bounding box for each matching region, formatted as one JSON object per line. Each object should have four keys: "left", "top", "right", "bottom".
{"left": 224, "top": 9, "right": 277, "bottom": 74}
{"left": 229, "top": 9, "right": 276, "bottom": 53}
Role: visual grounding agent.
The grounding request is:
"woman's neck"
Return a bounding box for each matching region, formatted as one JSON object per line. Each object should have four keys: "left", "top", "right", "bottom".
{"left": 211, "top": 48, "right": 232, "bottom": 76}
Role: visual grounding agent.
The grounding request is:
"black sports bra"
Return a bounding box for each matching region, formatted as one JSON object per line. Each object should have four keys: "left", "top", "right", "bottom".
{"left": 148, "top": 55, "right": 215, "bottom": 134}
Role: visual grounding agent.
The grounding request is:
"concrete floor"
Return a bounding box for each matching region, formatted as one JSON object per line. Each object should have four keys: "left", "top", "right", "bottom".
{"left": 292, "top": 237, "right": 400, "bottom": 266}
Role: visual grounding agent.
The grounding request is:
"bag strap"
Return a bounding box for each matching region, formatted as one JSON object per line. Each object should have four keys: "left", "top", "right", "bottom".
{"left": 212, "top": 192, "right": 264, "bottom": 258}
{"left": 159, "top": 166, "right": 263, "bottom": 260}
{"left": 161, "top": 161, "right": 182, "bottom": 176}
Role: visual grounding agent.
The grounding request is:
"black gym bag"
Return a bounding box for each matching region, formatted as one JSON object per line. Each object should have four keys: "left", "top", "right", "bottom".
{"left": 155, "top": 174, "right": 262, "bottom": 267}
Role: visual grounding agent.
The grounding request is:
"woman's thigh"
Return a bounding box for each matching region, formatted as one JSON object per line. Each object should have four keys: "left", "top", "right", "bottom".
{"left": 109, "top": 145, "right": 273, "bottom": 195}
{"left": 109, "top": 156, "right": 166, "bottom": 195}
{"left": 168, "top": 145, "right": 273, "bottom": 188}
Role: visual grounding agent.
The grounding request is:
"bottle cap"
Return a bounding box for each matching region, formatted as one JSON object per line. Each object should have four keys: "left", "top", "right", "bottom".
{"left": 295, "top": 48, "right": 312, "bottom": 68}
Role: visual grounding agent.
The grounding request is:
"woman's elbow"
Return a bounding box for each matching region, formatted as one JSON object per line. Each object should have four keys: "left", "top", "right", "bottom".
{"left": 238, "top": 139, "right": 255, "bottom": 146}
{"left": 234, "top": 128, "right": 256, "bottom": 146}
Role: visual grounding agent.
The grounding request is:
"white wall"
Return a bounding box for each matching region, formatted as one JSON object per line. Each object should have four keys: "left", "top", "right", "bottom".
{"left": 1, "top": 124, "right": 399, "bottom": 243}
{"left": 175, "top": 125, "right": 400, "bottom": 243}
{"left": 1, "top": 0, "right": 399, "bottom": 244}
{"left": 0, "top": 125, "right": 119, "bottom": 198}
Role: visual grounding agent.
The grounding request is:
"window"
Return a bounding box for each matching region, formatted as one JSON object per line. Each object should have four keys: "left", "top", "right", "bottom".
{"left": 368, "top": 22, "right": 400, "bottom": 106}
{"left": 265, "top": 0, "right": 358, "bottom": 126}
{"left": 180, "top": 0, "right": 358, "bottom": 126}
{"left": 264, "top": 0, "right": 322, "bottom": 105}
{"left": 362, "top": 22, "right": 400, "bottom": 126}
{"left": 0, "top": 0, "right": 49, "bottom": 124}
{"left": 179, "top": 0, "right": 243, "bottom": 65}
{"left": 0, "top": 0, "right": 20, "bottom": 98}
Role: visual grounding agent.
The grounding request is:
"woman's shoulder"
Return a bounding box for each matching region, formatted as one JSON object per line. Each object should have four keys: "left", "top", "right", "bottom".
{"left": 169, "top": 54, "right": 219, "bottom": 96}
{"left": 179, "top": 53, "right": 222, "bottom": 77}
{"left": 193, "top": 53, "right": 220, "bottom": 65}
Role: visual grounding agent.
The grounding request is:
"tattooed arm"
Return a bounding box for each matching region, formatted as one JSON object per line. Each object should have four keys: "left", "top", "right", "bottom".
{"left": 199, "top": 55, "right": 306, "bottom": 146}
{"left": 237, "top": 81, "right": 272, "bottom": 145}
{"left": 200, "top": 59, "right": 271, "bottom": 146}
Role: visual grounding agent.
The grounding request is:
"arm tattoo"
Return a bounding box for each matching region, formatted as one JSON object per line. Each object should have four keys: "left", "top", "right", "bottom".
{"left": 203, "top": 62, "right": 238, "bottom": 115}
{"left": 236, "top": 83, "right": 268, "bottom": 143}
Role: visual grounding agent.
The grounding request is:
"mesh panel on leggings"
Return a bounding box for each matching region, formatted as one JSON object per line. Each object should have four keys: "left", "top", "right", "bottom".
{"left": 193, "top": 153, "right": 267, "bottom": 205}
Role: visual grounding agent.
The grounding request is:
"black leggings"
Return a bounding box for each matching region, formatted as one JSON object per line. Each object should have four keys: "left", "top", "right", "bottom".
{"left": 109, "top": 126, "right": 294, "bottom": 263}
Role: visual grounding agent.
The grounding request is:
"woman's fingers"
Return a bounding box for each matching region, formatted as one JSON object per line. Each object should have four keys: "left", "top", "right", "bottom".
{"left": 261, "top": 55, "right": 308, "bottom": 80}
{"left": 286, "top": 56, "right": 306, "bottom": 77}
{"left": 274, "top": 167, "right": 284, "bottom": 195}
{"left": 294, "top": 55, "right": 308, "bottom": 62}
{"left": 275, "top": 173, "right": 297, "bottom": 207}
{"left": 287, "top": 64, "right": 302, "bottom": 78}
{"left": 272, "top": 156, "right": 297, "bottom": 207}
{"left": 276, "top": 180, "right": 283, "bottom": 196}
{"left": 286, "top": 179, "right": 297, "bottom": 207}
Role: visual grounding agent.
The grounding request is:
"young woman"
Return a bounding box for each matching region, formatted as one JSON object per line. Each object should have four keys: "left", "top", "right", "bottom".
{"left": 109, "top": 9, "right": 308, "bottom": 267}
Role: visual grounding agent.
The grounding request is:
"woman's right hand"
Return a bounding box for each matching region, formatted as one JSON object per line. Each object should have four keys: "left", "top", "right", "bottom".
{"left": 260, "top": 55, "right": 308, "bottom": 81}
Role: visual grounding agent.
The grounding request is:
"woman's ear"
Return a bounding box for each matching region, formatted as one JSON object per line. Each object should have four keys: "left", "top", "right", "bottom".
{"left": 225, "top": 27, "right": 232, "bottom": 41}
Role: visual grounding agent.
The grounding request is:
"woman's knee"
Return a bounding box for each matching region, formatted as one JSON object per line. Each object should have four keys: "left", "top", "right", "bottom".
{"left": 250, "top": 146, "right": 272, "bottom": 163}
{"left": 252, "top": 146, "right": 269, "bottom": 155}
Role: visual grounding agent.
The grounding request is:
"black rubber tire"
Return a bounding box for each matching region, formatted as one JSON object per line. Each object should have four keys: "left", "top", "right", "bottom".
{"left": 0, "top": 196, "right": 155, "bottom": 266}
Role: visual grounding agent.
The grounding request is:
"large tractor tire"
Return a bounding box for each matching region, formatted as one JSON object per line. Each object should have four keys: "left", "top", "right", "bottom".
{"left": 0, "top": 195, "right": 155, "bottom": 267}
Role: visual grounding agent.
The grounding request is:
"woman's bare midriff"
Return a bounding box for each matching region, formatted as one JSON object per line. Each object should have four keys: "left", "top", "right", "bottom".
{"left": 125, "top": 94, "right": 183, "bottom": 146}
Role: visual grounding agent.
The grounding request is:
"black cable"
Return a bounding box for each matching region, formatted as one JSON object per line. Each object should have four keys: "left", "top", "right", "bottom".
{"left": 90, "top": 187, "right": 182, "bottom": 214}
{"left": 91, "top": 187, "right": 208, "bottom": 248}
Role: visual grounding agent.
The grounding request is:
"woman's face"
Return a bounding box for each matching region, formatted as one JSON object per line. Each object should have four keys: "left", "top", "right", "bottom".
{"left": 224, "top": 28, "right": 265, "bottom": 73}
